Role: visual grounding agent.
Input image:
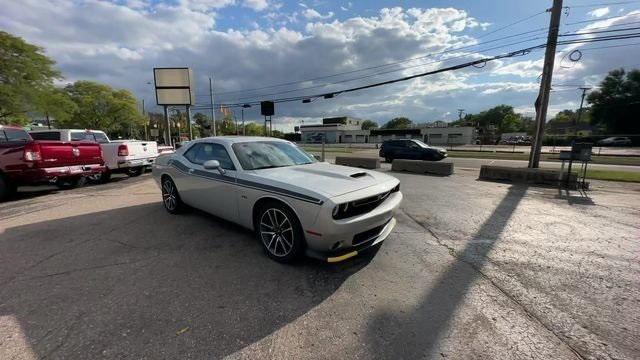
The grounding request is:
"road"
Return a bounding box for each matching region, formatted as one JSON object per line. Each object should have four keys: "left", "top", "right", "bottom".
{"left": 1, "top": 172, "right": 638, "bottom": 359}
{"left": 317, "top": 149, "right": 640, "bottom": 173}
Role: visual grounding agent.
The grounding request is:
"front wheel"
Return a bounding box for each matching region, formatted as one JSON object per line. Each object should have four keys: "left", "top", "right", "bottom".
{"left": 0, "top": 176, "right": 16, "bottom": 202}
{"left": 256, "top": 202, "right": 304, "bottom": 263}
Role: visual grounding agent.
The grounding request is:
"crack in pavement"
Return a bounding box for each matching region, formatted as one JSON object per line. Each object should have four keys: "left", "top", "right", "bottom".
{"left": 399, "top": 208, "right": 586, "bottom": 360}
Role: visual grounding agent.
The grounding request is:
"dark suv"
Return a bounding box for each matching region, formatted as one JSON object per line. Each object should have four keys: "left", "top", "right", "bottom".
{"left": 379, "top": 139, "right": 447, "bottom": 162}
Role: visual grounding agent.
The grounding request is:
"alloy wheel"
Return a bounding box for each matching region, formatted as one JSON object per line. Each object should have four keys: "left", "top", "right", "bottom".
{"left": 259, "top": 208, "right": 294, "bottom": 257}
{"left": 162, "top": 180, "right": 177, "bottom": 211}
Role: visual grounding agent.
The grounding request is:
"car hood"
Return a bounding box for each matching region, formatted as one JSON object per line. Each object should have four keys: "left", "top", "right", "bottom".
{"left": 248, "top": 162, "right": 398, "bottom": 198}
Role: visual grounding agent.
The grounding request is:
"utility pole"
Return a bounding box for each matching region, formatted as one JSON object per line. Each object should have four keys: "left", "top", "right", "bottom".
{"left": 528, "top": 0, "right": 563, "bottom": 168}
{"left": 142, "top": 99, "right": 148, "bottom": 141}
{"left": 209, "top": 76, "right": 217, "bottom": 137}
{"left": 575, "top": 86, "right": 591, "bottom": 133}
{"left": 457, "top": 109, "right": 465, "bottom": 121}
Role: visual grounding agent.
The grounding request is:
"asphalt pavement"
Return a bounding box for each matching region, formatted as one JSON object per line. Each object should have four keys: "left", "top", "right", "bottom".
{"left": 0, "top": 171, "right": 638, "bottom": 359}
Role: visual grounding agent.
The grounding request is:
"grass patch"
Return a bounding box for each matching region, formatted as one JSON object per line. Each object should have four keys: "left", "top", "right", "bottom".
{"left": 447, "top": 151, "right": 640, "bottom": 166}
{"left": 582, "top": 169, "right": 640, "bottom": 183}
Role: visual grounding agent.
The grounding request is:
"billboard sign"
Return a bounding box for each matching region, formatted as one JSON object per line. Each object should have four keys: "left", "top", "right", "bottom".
{"left": 153, "top": 68, "right": 195, "bottom": 105}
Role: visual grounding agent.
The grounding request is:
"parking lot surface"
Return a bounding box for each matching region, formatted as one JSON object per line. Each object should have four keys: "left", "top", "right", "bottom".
{"left": 1, "top": 170, "right": 638, "bottom": 359}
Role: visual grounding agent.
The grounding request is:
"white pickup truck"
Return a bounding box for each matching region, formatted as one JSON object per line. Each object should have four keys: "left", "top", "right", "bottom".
{"left": 29, "top": 129, "right": 158, "bottom": 182}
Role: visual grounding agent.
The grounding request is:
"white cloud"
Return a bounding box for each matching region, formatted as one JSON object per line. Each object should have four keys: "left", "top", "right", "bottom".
{"left": 242, "top": 0, "right": 269, "bottom": 11}
{"left": 588, "top": 7, "right": 610, "bottom": 18}
{"left": 2, "top": 2, "right": 639, "bottom": 128}
{"left": 303, "top": 9, "right": 334, "bottom": 20}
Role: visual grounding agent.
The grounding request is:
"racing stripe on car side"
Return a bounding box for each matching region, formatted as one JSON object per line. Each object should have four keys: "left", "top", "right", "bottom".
{"left": 168, "top": 159, "right": 323, "bottom": 205}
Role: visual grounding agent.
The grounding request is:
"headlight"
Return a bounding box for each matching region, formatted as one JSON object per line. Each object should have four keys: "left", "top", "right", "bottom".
{"left": 332, "top": 203, "right": 350, "bottom": 219}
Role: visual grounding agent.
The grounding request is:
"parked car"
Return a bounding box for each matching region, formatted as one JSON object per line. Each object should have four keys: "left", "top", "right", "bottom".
{"left": 0, "top": 125, "right": 105, "bottom": 201}
{"left": 379, "top": 139, "right": 447, "bottom": 162}
{"left": 596, "top": 137, "right": 633, "bottom": 146}
{"left": 29, "top": 129, "right": 158, "bottom": 182}
{"left": 152, "top": 137, "right": 402, "bottom": 263}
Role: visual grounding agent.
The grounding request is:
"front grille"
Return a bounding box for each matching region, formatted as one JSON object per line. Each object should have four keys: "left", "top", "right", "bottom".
{"left": 333, "top": 184, "right": 400, "bottom": 220}
{"left": 352, "top": 221, "right": 388, "bottom": 246}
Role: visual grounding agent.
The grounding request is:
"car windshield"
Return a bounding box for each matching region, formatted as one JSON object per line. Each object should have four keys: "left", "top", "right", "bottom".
{"left": 232, "top": 141, "right": 315, "bottom": 170}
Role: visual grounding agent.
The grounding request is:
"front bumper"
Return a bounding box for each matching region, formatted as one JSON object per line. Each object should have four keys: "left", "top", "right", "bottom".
{"left": 304, "top": 190, "right": 403, "bottom": 262}
{"left": 117, "top": 157, "right": 155, "bottom": 169}
{"left": 306, "top": 217, "right": 397, "bottom": 262}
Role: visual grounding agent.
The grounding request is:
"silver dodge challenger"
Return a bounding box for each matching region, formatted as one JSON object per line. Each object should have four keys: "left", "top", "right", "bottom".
{"left": 152, "top": 137, "right": 402, "bottom": 263}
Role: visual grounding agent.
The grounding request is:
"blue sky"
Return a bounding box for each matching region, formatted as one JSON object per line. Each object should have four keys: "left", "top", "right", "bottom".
{"left": 2, "top": 0, "right": 640, "bottom": 131}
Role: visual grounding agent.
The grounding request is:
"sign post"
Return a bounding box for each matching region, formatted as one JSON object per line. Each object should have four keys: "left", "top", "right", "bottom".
{"left": 154, "top": 68, "right": 196, "bottom": 146}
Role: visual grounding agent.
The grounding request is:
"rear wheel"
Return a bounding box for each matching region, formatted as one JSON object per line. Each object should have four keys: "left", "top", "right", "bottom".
{"left": 56, "top": 177, "right": 86, "bottom": 189}
{"left": 256, "top": 202, "right": 304, "bottom": 263}
{"left": 0, "top": 175, "right": 16, "bottom": 202}
{"left": 161, "top": 177, "right": 184, "bottom": 214}
{"left": 88, "top": 170, "right": 111, "bottom": 184}
{"left": 127, "top": 167, "right": 143, "bottom": 177}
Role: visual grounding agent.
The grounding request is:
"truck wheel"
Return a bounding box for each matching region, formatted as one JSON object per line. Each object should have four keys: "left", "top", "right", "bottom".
{"left": 0, "top": 175, "right": 16, "bottom": 202}
{"left": 89, "top": 170, "right": 111, "bottom": 184}
{"left": 127, "top": 167, "right": 143, "bottom": 177}
{"left": 56, "top": 177, "right": 86, "bottom": 189}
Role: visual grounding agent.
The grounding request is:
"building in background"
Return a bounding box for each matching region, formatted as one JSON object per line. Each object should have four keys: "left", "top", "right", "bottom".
{"left": 300, "top": 116, "right": 476, "bottom": 145}
{"left": 300, "top": 116, "right": 369, "bottom": 143}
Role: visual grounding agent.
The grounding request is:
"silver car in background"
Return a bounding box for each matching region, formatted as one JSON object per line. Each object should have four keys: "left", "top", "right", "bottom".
{"left": 152, "top": 136, "right": 402, "bottom": 263}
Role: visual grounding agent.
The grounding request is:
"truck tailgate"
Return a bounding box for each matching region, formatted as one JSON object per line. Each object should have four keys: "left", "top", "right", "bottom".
{"left": 116, "top": 141, "right": 158, "bottom": 159}
{"left": 36, "top": 141, "right": 103, "bottom": 167}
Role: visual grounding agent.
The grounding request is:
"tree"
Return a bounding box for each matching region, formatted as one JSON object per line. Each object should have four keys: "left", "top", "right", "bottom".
{"left": 34, "top": 89, "right": 77, "bottom": 128}
{"left": 61, "top": 81, "right": 144, "bottom": 137}
{"left": 587, "top": 68, "right": 640, "bottom": 134}
{"left": 0, "top": 31, "right": 62, "bottom": 123}
{"left": 244, "top": 122, "right": 265, "bottom": 136}
{"left": 361, "top": 120, "right": 379, "bottom": 130}
{"left": 382, "top": 117, "right": 412, "bottom": 129}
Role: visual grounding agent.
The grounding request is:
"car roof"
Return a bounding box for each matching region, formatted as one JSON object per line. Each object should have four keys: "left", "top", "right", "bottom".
{"left": 0, "top": 125, "right": 26, "bottom": 130}
{"left": 29, "top": 129, "right": 105, "bottom": 133}
{"left": 192, "top": 136, "right": 290, "bottom": 145}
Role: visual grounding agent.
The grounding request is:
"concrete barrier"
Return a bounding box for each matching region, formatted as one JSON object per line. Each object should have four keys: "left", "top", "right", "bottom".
{"left": 391, "top": 159, "right": 454, "bottom": 176}
{"left": 335, "top": 156, "right": 380, "bottom": 169}
{"left": 479, "top": 165, "right": 579, "bottom": 188}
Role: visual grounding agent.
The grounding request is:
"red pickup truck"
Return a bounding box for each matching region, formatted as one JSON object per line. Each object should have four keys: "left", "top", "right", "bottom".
{"left": 0, "top": 125, "right": 106, "bottom": 201}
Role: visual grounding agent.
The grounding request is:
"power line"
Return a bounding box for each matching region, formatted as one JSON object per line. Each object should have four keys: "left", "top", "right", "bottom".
{"left": 196, "top": 9, "right": 550, "bottom": 98}
{"left": 221, "top": 34, "right": 548, "bottom": 103}
{"left": 192, "top": 32, "right": 640, "bottom": 110}
{"left": 476, "top": 10, "right": 547, "bottom": 39}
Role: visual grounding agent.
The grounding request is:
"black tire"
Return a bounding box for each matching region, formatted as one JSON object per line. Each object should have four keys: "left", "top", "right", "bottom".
{"left": 88, "top": 170, "right": 111, "bottom": 184}
{"left": 127, "top": 167, "right": 143, "bottom": 177}
{"left": 255, "top": 201, "right": 305, "bottom": 263}
{"left": 56, "top": 176, "right": 86, "bottom": 189}
{"left": 161, "top": 177, "right": 184, "bottom": 214}
{"left": 0, "top": 175, "right": 16, "bottom": 202}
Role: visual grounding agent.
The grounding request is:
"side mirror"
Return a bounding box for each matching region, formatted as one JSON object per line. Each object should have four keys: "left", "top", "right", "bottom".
{"left": 203, "top": 160, "right": 221, "bottom": 170}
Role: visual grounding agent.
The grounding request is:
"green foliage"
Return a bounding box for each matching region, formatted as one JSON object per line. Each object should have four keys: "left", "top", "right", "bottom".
{"left": 244, "top": 122, "right": 265, "bottom": 136}
{"left": 34, "top": 88, "right": 77, "bottom": 125}
{"left": 0, "top": 31, "right": 62, "bottom": 123}
{"left": 382, "top": 117, "right": 412, "bottom": 129}
{"left": 60, "top": 81, "right": 143, "bottom": 137}
{"left": 587, "top": 68, "right": 640, "bottom": 134}
{"left": 361, "top": 119, "right": 379, "bottom": 130}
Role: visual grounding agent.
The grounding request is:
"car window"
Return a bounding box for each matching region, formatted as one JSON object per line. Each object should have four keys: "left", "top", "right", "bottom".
{"left": 232, "top": 141, "right": 315, "bottom": 170}
{"left": 392, "top": 140, "right": 407, "bottom": 147}
{"left": 184, "top": 143, "right": 235, "bottom": 170}
{"left": 91, "top": 132, "right": 110, "bottom": 143}
{"left": 29, "top": 131, "right": 61, "bottom": 140}
{"left": 71, "top": 132, "right": 94, "bottom": 141}
{"left": 4, "top": 128, "right": 30, "bottom": 142}
{"left": 0, "top": 131, "right": 7, "bottom": 143}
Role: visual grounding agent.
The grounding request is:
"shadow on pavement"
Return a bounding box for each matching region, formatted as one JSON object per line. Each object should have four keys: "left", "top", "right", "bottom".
{"left": 365, "top": 185, "right": 528, "bottom": 358}
{"left": 0, "top": 203, "right": 372, "bottom": 358}
{"left": 555, "top": 188, "right": 595, "bottom": 206}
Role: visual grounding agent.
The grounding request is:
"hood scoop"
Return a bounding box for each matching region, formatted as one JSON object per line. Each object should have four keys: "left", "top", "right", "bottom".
{"left": 350, "top": 172, "right": 368, "bottom": 178}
